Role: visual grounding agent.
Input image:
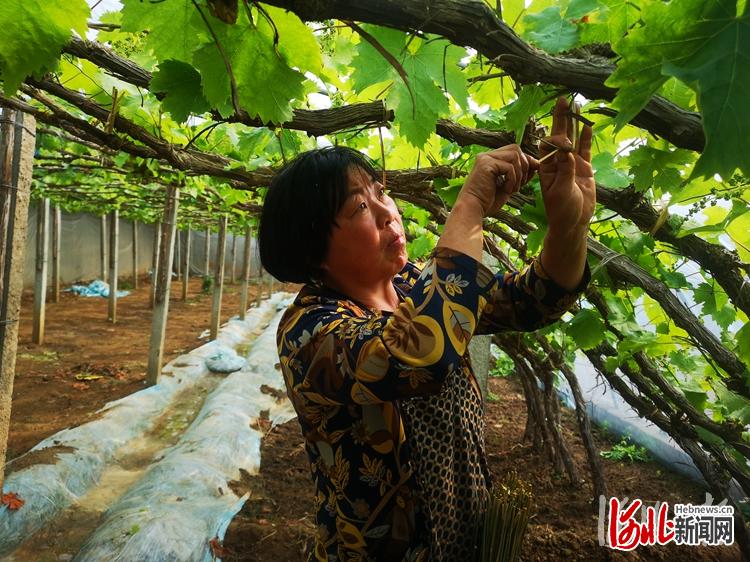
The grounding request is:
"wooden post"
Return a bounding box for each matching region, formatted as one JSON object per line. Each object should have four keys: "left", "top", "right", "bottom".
{"left": 132, "top": 221, "right": 139, "bottom": 290}
{"left": 210, "top": 216, "right": 227, "bottom": 340}
{"left": 107, "top": 209, "right": 119, "bottom": 323}
{"left": 239, "top": 226, "right": 252, "bottom": 320}
{"left": 0, "top": 110, "right": 35, "bottom": 491}
{"left": 32, "top": 198, "right": 49, "bottom": 345}
{"left": 51, "top": 205, "right": 61, "bottom": 303}
{"left": 150, "top": 221, "right": 161, "bottom": 309}
{"left": 100, "top": 214, "right": 107, "bottom": 282}
{"left": 230, "top": 232, "right": 237, "bottom": 283}
{"left": 175, "top": 228, "right": 181, "bottom": 277}
{"left": 255, "top": 266, "right": 263, "bottom": 307}
{"left": 203, "top": 227, "right": 210, "bottom": 278}
{"left": 181, "top": 228, "right": 191, "bottom": 301}
{"left": 146, "top": 185, "right": 179, "bottom": 385}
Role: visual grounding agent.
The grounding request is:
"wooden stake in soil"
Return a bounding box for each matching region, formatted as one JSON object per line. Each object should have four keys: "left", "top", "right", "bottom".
{"left": 51, "top": 205, "right": 61, "bottom": 303}
{"left": 210, "top": 215, "right": 228, "bottom": 340}
{"left": 107, "top": 209, "right": 119, "bottom": 323}
{"left": 239, "top": 226, "right": 252, "bottom": 320}
{"left": 175, "top": 228, "right": 181, "bottom": 278}
{"left": 230, "top": 232, "right": 237, "bottom": 284}
{"left": 181, "top": 228, "right": 191, "bottom": 301}
{"left": 132, "top": 221, "right": 138, "bottom": 290}
{"left": 32, "top": 198, "right": 50, "bottom": 345}
{"left": 150, "top": 220, "right": 162, "bottom": 309}
{"left": 146, "top": 186, "right": 179, "bottom": 385}
{"left": 0, "top": 110, "right": 35, "bottom": 491}
{"left": 100, "top": 214, "right": 107, "bottom": 282}
{"left": 203, "top": 227, "right": 210, "bottom": 278}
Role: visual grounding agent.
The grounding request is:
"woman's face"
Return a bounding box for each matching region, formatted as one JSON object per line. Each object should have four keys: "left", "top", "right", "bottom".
{"left": 321, "top": 166, "right": 408, "bottom": 286}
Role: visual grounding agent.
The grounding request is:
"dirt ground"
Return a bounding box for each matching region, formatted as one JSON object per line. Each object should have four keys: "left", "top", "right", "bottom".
{"left": 6, "top": 275, "right": 291, "bottom": 462}
{"left": 4, "top": 278, "right": 743, "bottom": 561}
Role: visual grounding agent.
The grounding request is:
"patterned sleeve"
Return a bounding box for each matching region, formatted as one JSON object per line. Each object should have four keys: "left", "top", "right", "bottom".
{"left": 475, "top": 254, "right": 591, "bottom": 334}
{"left": 277, "top": 248, "right": 496, "bottom": 405}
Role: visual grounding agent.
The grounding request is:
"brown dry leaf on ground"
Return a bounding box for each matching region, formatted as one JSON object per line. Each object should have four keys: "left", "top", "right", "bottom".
{"left": 1, "top": 492, "right": 25, "bottom": 510}
{"left": 208, "top": 537, "right": 232, "bottom": 557}
{"left": 71, "top": 382, "right": 89, "bottom": 391}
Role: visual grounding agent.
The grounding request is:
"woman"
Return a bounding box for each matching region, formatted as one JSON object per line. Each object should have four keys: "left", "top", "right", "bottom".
{"left": 259, "top": 97, "right": 595, "bottom": 561}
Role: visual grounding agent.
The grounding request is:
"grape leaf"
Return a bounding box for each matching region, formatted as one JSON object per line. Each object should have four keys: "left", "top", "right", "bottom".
{"left": 522, "top": 6, "right": 579, "bottom": 54}
{"left": 120, "top": 0, "right": 203, "bottom": 63}
{"left": 151, "top": 60, "right": 211, "bottom": 123}
{"left": 627, "top": 145, "right": 694, "bottom": 193}
{"left": 591, "top": 152, "right": 630, "bottom": 188}
{"left": 0, "top": 0, "right": 89, "bottom": 94}
{"left": 350, "top": 27, "right": 458, "bottom": 147}
{"left": 663, "top": 2, "right": 750, "bottom": 179}
{"left": 566, "top": 308, "right": 606, "bottom": 350}
{"left": 257, "top": 6, "right": 322, "bottom": 74}
{"left": 607, "top": 0, "right": 749, "bottom": 179}
{"left": 503, "top": 84, "right": 547, "bottom": 144}
{"left": 192, "top": 11, "right": 305, "bottom": 123}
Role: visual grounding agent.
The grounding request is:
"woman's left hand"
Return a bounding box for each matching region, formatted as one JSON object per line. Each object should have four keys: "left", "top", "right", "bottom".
{"left": 538, "top": 97, "right": 596, "bottom": 234}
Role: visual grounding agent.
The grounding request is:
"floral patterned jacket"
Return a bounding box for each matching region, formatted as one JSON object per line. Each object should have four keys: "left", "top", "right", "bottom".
{"left": 276, "top": 247, "right": 591, "bottom": 561}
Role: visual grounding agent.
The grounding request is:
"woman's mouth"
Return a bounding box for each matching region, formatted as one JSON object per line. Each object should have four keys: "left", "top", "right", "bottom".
{"left": 388, "top": 234, "right": 405, "bottom": 249}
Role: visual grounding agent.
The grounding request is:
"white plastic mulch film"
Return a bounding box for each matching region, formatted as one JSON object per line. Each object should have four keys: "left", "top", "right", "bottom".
{"left": 73, "top": 300, "right": 296, "bottom": 561}
{"left": 0, "top": 293, "right": 295, "bottom": 561}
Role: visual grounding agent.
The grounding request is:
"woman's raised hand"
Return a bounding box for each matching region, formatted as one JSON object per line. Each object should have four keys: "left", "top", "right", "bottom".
{"left": 458, "top": 144, "right": 539, "bottom": 217}
{"left": 538, "top": 97, "right": 596, "bottom": 234}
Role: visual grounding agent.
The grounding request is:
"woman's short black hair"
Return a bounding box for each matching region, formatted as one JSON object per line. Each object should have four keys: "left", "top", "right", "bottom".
{"left": 259, "top": 146, "right": 379, "bottom": 283}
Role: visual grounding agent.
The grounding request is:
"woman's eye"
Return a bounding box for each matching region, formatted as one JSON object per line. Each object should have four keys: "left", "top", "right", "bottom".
{"left": 358, "top": 202, "right": 367, "bottom": 211}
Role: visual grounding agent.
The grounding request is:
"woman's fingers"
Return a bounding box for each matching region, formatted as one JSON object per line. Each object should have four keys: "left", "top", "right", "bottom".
{"left": 577, "top": 123, "right": 593, "bottom": 163}
{"left": 551, "top": 96, "right": 570, "bottom": 139}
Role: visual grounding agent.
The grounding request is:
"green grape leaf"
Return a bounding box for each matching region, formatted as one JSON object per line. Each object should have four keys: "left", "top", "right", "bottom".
{"left": 0, "top": 0, "right": 89, "bottom": 94}
{"left": 121, "top": 0, "right": 202, "bottom": 63}
{"left": 578, "top": 0, "right": 638, "bottom": 46}
{"left": 566, "top": 308, "right": 606, "bottom": 350}
{"left": 627, "top": 146, "right": 693, "bottom": 193}
{"left": 150, "top": 60, "right": 211, "bottom": 123}
{"left": 565, "top": 0, "right": 599, "bottom": 20}
{"left": 192, "top": 12, "right": 305, "bottom": 123}
{"left": 351, "top": 27, "right": 457, "bottom": 147}
{"left": 591, "top": 152, "right": 630, "bottom": 188}
{"left": 257, "top": 6, "right": 322, "bottom": 74}
{"left": 503, "top": 85, "right": 547, "bottom": 144}
{"left": 663, "top": 3, "right": 750, "bottom": 179}
{"left": 522, "top": 7, "right": 579, "bottom": 54}
{"left": 737, "top": 323, "right": 750, "bottom": 365}
{"left": 607, "top": 0, "right": 749, "bottom": 179}
{"left": 407, "top": 234, "right": 433, "bottom": 260}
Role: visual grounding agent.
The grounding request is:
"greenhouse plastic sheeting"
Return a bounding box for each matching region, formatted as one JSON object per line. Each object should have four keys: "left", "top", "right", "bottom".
{"left": 72, "top": 301, "right": 297, "bottom": 562}
{"left": 0, "top": 295, "right": 286, "bottom": 557}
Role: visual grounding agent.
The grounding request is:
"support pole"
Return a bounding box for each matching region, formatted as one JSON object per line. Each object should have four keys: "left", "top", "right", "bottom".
{"left": 146, "top": 185, "right": 179, "bottom": 385}
{"left": 203, "top": 227, "right": 210, "bottom": 278}
{"left": 132, "top": 221, "right": 139, "bottom": 290}
{"left": 210, "top": 216, "right": 228, "bottom": 340}
{"left": 181, "top": 228, "right": 191, "bottom": 301}
{"left": 175, "top": 229, "right": 181, "bottom": 277}
{"left": 230, "top": 232, "right": 237, "bottom": 284}
{"left": 0, "top": 110, "right": 35, "bottom": 491}
{"left": 51, "top": 205, "right": 61, "bottom": 303}
{"left": 100, "top": 214, "right": 107, "bottom": 282}
{"left": 107, "top": 209, "right": 119, "bottom": 323}
{"left": 150, "top": 221, "right": 162, "bottom": 309}
{"left": 32, "top": 198, "right": 49, "bottom": 345}
{"left": 239, "top": 226, "right": 252, "bottom": 320}
{"left": 255, "top": 266, "right": 263, "bottom": 308}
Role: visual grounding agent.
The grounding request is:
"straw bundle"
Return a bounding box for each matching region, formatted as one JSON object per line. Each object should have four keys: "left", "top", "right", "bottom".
{"left": 478, "top": 471, "right": 533, "bottom": 562}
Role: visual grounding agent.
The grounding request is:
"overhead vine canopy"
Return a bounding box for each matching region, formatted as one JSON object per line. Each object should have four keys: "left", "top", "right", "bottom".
{"left": 1, "top": 0, "right": 750, "bottom": 550}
